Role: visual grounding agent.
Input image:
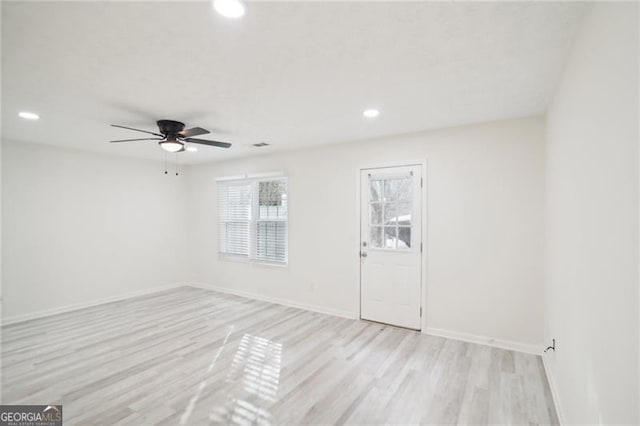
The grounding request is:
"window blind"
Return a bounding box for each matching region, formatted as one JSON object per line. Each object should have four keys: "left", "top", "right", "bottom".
{"left": 254, "top": 180, "right": 287, "bottom": 263}
{"left": 218, "top": 183, "right": 251, "bottom": 256}
{"left": 218, "top": 177, "right": 288, "bottom": 264}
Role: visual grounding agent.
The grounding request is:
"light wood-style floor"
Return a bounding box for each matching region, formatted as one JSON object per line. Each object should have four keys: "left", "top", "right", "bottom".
{"left": 1, "top": 287, "right": 557, "bottom": 425}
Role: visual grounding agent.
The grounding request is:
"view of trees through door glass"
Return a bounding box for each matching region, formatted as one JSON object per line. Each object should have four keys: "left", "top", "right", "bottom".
{"left": 369, "top": 176, "right": 412, "bottom": 249}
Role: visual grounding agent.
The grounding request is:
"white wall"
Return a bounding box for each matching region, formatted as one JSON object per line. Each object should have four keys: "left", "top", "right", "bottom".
{"left": 1, "top": 140, "right": 189, "bottom": 321}
{"left": 187, "top": 116, "right": 545, "bottom": 350}
{"left": 544, "top": 3, "right": 639, "bottom": 424}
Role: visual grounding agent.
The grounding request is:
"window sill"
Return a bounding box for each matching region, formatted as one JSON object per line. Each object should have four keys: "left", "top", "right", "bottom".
{"left": 218, "top": 253, "right": 288, "bottom": 268}
{"left": 251, "top": 260, "right": 288, "bottom": 269}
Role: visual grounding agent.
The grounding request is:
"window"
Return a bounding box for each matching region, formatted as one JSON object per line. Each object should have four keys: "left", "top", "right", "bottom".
{"left": 369, "top": 175, "right": 412, "bottom": 250}
{"left": 218, "top": 182, "right": 251, "bottom": 256}
{"left": 255, "top": 180, "right": 287, "bottom": 262}
{"left": 218, "top": 176, "right": 288, "bottom": 264}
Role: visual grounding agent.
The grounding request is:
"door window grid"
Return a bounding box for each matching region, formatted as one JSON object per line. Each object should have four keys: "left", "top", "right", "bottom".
{"left": 369, "top": 176, "right": 412, "bottom": 250}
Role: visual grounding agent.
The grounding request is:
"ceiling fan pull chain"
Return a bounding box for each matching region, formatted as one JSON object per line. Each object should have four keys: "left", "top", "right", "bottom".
{"left": 164, "top": 151, "right": 168, "bottom": 175}
{"left": 175, "top": 153, "right": 179, "bottom": 176}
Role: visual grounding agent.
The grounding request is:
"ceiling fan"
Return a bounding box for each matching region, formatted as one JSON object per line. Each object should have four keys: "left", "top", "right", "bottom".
{"left": 110, "top": 119, "right": 232, "bottom": 152}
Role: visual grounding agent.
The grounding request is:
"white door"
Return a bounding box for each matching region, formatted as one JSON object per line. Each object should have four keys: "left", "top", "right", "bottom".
{"left": 360, "top": 165, "right": 422, "bottom": 330}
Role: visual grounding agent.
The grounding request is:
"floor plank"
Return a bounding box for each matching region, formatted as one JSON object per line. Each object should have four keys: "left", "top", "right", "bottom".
{"left": 1, "top": 287, "right": 558, "bottom": 425}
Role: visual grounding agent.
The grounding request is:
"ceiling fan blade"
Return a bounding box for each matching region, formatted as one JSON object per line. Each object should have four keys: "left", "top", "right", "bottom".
{"left": 110, "top": 138, "right": 163, "bottom": 143}
{"left": 185, "top": 138, "right": 231, "bottom": 149}
{"left": 178, "top": 127, "right": 209, "bottom": 138}
{"left": 111, "top": 124, "right": 164, "bottom": 137}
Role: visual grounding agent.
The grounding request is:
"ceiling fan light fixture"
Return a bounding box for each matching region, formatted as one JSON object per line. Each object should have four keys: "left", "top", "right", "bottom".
{"left": 213, "top": 0, "right": 245, "bottom": 18}
{"left": 160, "top": 140, "right": 184, "bottom": 153}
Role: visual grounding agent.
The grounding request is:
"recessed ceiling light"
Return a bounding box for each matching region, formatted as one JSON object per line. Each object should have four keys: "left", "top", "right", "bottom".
{"left": 363, "top": 109, "right": 380, "bottom": 118}
{"left": 186, "top": 146, "right": 198, "bottom": 152}
{"left": 19, "top": 111, "right": 39, "bottom": 120}
{"left": 213, "top": 0, "right": 245, "bottom": 18}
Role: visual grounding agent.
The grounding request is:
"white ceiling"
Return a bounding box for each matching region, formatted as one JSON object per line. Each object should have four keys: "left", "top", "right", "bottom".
{"left": 2, "top": 1, "right": 586, "bottom": 164}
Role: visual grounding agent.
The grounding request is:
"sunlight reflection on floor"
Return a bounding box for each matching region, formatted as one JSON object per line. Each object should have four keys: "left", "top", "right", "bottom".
{"left": 210, "top": 333, "right": 283, "bottom": 425}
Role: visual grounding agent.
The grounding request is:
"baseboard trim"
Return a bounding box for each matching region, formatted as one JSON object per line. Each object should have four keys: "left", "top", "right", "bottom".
{"left": 1, "top": 283, "right": 186, "bottom": 326}
{"left": 424, "top": 326, "right": 541, "bottom": 355}
{"left": 188, "top": 282, "right": 357, "bottom": 320}
{"left": 189, "top": 283, "right": 540, "bottom": 356}
{"left": 2, "top": 282, "right": 541, "bottom": 358}
{"left": 542, "top": 354, "right": 565, "bottom": 425}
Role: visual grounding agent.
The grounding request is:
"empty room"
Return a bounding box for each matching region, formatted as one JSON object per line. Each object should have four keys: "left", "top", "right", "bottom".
{"left": 1, "top": 0, "right": 638, "bottom": 425}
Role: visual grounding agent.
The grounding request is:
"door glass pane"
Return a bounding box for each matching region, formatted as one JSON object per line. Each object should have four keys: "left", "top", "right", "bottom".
{"left": 368, "top": 173, "right": 414, "bottom": 252}
{"left": 370, "top": 226, "right": 383, "bottom": 248}
{"left": 396, "top": 201, "right": 412, "bottom": 226}
{"left": 370, "top": 202, "right": 382, "bottom": 225}
{"left": 398, "top": 179, "right": 412, "bottom": 203}
{"left": 384, "top": 179, "right": 400, "bottom": 202}
{"left": 384, "top": 226, "right": 397, "bottom": 249}
{"left": 384, "top": 203, "right": 397, "bottom": 224}
{"left": 370, "top": 179, "right": 383, "bottom": 202}
{"left": 398, "top": 226, "right": 411, "bottom": 248}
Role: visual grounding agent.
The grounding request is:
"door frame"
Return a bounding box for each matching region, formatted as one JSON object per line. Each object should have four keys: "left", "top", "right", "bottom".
{"left": 356, "top": 160, "right": 428, "bottom": 332}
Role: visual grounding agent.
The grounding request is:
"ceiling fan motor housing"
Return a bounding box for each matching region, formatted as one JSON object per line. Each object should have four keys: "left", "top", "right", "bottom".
{"left": 157, "top": 120, "right": 185, "bottom": 136}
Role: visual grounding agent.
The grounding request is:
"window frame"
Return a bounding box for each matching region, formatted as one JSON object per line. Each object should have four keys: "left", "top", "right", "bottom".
{"left": 218, "top": 182, "right": 252, "bottom": 258}
{"left": 367, "top": 173, "right": 414, "bottom": 252}
{"left": 218, "top": 174, "right": 288, "bottom": 265}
